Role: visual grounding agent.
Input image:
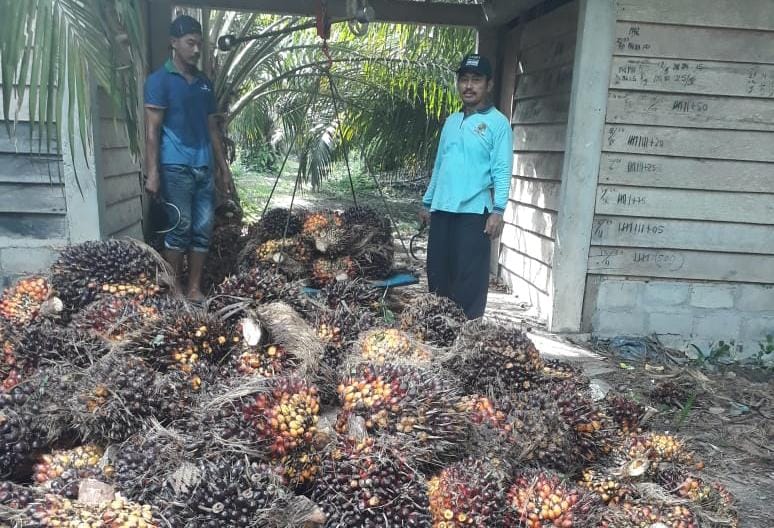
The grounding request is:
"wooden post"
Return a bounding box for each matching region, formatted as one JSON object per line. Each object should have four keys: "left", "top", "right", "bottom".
{"left": 549, "top": 0, "right": 615, "bottom": 332}
{"left": 148, "top": 0, "right": 173, "bottom": 72}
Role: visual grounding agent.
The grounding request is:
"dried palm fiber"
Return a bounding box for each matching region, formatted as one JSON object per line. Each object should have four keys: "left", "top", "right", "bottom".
{"left": 445, "top": 319, "right": 544, "bottom": 397}
{"left": 399, "top": 293, "right": 466, "bottom": 347}
{"left": 310, "top": 256, "right": 358, "bottom": 287}
{"left": 126, "top": 303, "right": 236, "bottom": 388}
{"left": 65, "top": 352, "right": 193, "bottom": 443}
{"left": 0, "top": 276, "right": 51, "bottom": 326}
{"left": 504, "top": 469, "right": 600, "bottom": 528}
{"left": 604, "top": 392, "right": 648, "bottom": 435}
{"left": 336, "top": 362, "right": 469, "bottom": 469}
{"left": 193, "top": 376, "right": 323, "bottom": 489}
{"left": 151, "top": 454, "right": 324, "bottom": 528}
{"left": 203, "top": 223, "right": 245, "bottom": 291}
{"left": 353, "top": 327, "right": 433, "bottom": 366}
{"left": 10, "top": 492, "right": 160, "bottom": 528}
{"left": 49, "top": 239, "right": 173, "bottom": 312}
{"left": 456, "top": 392, "right": 573, "bottom": 469}
{"left": 311, "top": 434, "right": 431, "bottom": 527}
{"left": 427, "top": 457, "right": 510, "bottom": 528}
{"left": 70, "top": 294, "right": 182, "bottom": 343}
{"left": 317, "top": 278, "right": 382, "bottom": 312}
{"left": 259, "top": 207, "right": 303, "bottom": 240}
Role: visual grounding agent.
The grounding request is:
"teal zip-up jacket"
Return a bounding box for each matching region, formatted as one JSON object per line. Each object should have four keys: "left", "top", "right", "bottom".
{"left": 423, "top": 106, "right": 513, "bottom": 215}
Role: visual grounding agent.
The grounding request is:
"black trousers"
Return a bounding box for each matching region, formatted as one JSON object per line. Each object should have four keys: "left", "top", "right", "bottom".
{"left": 426, "top": 211, "right": 491, "bottom": 319}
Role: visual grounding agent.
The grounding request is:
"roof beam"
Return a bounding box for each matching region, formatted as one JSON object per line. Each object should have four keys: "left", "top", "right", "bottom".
{"left": 172, "top": 0, "right": 486, "bottom": 27}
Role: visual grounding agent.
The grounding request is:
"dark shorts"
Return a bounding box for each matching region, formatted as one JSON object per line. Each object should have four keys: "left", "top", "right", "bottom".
{"left": 160, "top": 164, "right": 215, "bottom": 252}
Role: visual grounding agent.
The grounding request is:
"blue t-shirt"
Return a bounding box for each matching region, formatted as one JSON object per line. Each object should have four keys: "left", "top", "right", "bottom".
{"left": 144, "top": 59, "right": 217, "bottom": 168}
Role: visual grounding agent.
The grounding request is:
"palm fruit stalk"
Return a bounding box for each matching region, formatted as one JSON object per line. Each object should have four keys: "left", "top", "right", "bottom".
{"left": 128, "top": 308, "right": 235, "bottom": 386}
{"left": 18, "top": 493, "right": 160, "bottom": 528}
{"left": 311, "top": 256, "right": 358, "bottom": 288}
{"left": 446, "top": 320, "right": 544, "bottom": 396}
{"left": 68, "top": 354, "right": 170, "bottom": 443}
{"left": 32, "top": 444, "right": 105, "bottom": 498}
{"left": 49, "top": 239, "right": 170, "bottom": 311}
{"left": 337, "top": 362, "right": 468, "bottom": 468}
{"left": 650, "top": 380, "right": 689, "bottom": 408}
{"left": 203, "top": 223, "right": 246, "bottom": 291}
{"left": 505, "top": 470, "right": 596, "bottom": 528}
{"left": 358, "top": 328, "right": 431, "bottom": 365}
{"left": 427, "top": 457, "right": 510, "bottom": 527}
{"left": 604, "top": 392, "right": 647, "bottom": 435}
{"left": 399, "top": 293, "right": 466, "bottom": 347}
{"left": 0, "top": 276, "right": 50, "bottom": 326}
{"left": 311, "top": 435, "right": 431, "bottom": 527}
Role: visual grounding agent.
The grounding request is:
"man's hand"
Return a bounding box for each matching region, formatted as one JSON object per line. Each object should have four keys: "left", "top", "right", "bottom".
{"left": 418, "top": 208, "right": 431, "bottom": 226}
{"left": 484, "top": 212, "right": 504, "bottom": 239}
{"left": 145, "top": 172, "right": 161, "bottom": 199}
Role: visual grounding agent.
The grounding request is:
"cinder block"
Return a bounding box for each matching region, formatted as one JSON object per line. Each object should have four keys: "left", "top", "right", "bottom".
{"left": 739, "top": 316, "right": 774, "bottom": 343}
{"left": 690, "top": 284, "right": 736, "bottom": 309}
{"left": 643, "top": 281, "right": 689, "bottom": 307}
{"left": 0, "top": 247, "right": 58, "bottom": 275}
{"left": 692, "top": 312, "right": 742, "bottom": 341}
{"left": 736, "top": 285, "right": 774, "bottom": 312}
{"left": 596, "top": 280, "right": 642, "bottom": 309}
{"left": 648, "top": 311, "right": 693, "bottom": 336}
{"left": 593, "top": 310, "right": 646, "bottom": 336}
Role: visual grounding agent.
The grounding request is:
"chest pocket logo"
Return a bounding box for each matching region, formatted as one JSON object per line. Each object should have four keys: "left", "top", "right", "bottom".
{"left": 474, "top": 122, "right": 488, "bottom": 137}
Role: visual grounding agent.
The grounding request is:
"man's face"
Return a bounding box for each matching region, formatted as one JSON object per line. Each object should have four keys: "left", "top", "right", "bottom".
{"left": 457, "top": 71, "right": 492, "bottom": 107}
{"left": 171, "top": 33, "right": 202, "bottom": 67}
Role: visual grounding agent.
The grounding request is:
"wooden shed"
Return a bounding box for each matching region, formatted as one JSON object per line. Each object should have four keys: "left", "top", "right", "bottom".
{"left": 498, "top": 0, "right": 774, "bottom": 357}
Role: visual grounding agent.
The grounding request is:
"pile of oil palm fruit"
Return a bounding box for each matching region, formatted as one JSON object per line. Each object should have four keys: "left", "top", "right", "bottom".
{"left": 0, "top": 210, "right": 738, "bottom": 527}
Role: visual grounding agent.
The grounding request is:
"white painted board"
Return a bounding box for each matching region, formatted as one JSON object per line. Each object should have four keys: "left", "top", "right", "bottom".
{"left": 501, "top": 222, "right": 555, "bottom": 266}
{"left": 513, "top": 94, "right": 571, "bottom": 125}
{"left": 513, "top": 152, "right": 565, "bottom": 181}
{"left": 499, "top": 245, "right": 552, "bottom": 292}
{"left": 514, "top": 124, "right": 567, "bottom": 152}
{"left": 504, "top": 201, "right": 558, "bottom": 239}
{"left": 510, "top": 177, "right": 561, "bottom": 211}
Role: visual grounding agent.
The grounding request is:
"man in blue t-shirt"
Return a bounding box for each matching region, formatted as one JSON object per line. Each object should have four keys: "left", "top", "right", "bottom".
{"left": 419, "top": 54, "right": 513, "bottom": 318}
{"left": 144, "top": 15, "right": 232, "bottom": 302}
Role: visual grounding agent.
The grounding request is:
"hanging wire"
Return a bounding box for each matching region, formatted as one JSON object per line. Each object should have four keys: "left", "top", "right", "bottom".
{"left": 321, "top": 66, "right": 358, "bottom": 207}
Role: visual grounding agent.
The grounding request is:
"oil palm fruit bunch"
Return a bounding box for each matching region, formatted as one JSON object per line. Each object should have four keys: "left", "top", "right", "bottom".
{"left": 311, "top": 435, "right": 432, "bottom": 527}
{"left": 157, "top": 456, "right": 294, "bottom": 527}
{"left": 70, "top": 295, "right": 178, "bottom": 342}
{"left": 650, "top": 380, "right": 689, "bottom": 408}
{"left": 242, "top": 377, "right": 320, "bottom": 459}
{"left": 427, "top": 457, "right": 509, "bottom": 527}
{"left": 342, "top": 205, "right": 392, "bottom": 243}
{"left": 234, "top": 344, "right": 296, "bottom": 378}
{"left": 302, "top": 209, "right": 343, "bottom": 236}
{"left": 318, "top": 279, "right": 381, "bottom": 311}
{"left": 353, "top": 243, "right": 395, "bottom": 280}
{"left": 555, "top": 393, "right": 615, "bottom": 463}
{"left": 505, "top": 471, "right": 594, "bottom": 528}
{"left": 49, "top": 239, "right": 169, "bottom": 311}
{"left": 400, "top": 293, "right": 466, "bottom": 347}
{"left": 105, "top": 436, "right": 165, "bottom": 503}
{"left": 15, "top": 322, "right": 111, "bottom": 368}
{"left": 129, "top": 308, "right": 234, "bottom": 383}
{"left": 204, "top": 223, "right": 245, "bottom": 291}
{"left": 311, "top": 256, "right": 358, "bottom": 287}
{"left": 255, "top": 238, "right": 314, "bottom": 265}
{"left": 337, "top": 362, "right": 468, "bottom": 466}
{"left": 612, "top": 500, "right": 698, "bottom": 528}
{"left": 578, "top": 468, "right": 633, "bottom": 505}
{"left": 622, "top": 433, "right": 700, "bottom": 472}
{"left": 359, "top": 328, "right": 431, "bottom": 365}
{"left": 0, "top": 480, "right": 41, "bottom": 509}
{"left": 211, "top": 267, "right": 294, "bottom": 313}
{"left": 604, "top": 393, "right": 647, "bottom": 435}
{"left": 19, "top": 493, "right": 159, "bottom": 528}
{"left": 32, "top": 444, "right": 105, "bottom": 485}
{"left": 0, "top": 276, "right": 50, "bottom": 325}
{"left": 260, "top": 207, "right": 303, "bottom": 239}
{"left": 446, "top": 321, "right": 544, "bottom": 396}
{"left": 0, "top": 407, "right": 40, "bottom": 478}
{"left": 1, "top": 325, "right": 35, "bottom": 392}
{"left": 540, "top": 358, "right": 585, "bottom": 385}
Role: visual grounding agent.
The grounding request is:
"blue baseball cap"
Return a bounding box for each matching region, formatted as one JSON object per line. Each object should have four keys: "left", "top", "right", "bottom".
{"left": 456, "top": 54, "right": 493, "bottom": 78}
{"left": 170, "top": 15, "right": 202, "bottom": 38}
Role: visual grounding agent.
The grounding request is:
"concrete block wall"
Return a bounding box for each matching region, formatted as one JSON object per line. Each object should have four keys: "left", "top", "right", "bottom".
{"left": 0, "top": 246, "right": 61, "bottom": 288}
{"left": 590, "top": 277, "right": 774, "bottom": 359}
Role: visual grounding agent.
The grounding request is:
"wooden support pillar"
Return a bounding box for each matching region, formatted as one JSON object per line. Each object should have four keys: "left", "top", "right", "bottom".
{"left": 549, "top": 0, "right": 615, "bottom": 332}
{"left": 148, "top": 0, "right": 173, "bottom": 72}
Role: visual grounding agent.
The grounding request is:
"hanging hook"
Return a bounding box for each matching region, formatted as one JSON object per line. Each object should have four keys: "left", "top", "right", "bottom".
{"left": 316, "top": 0, "right": 334, "bottom": 69}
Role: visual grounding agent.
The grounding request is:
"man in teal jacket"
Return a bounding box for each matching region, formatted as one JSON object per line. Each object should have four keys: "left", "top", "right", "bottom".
{"left": 419, "top": 54, "right": 513, "bottom": 318}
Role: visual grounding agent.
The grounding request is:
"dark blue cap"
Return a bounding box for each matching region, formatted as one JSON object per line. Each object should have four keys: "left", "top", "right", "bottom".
{"left": 170, "top": 15, "right": 202, "bottom": 38}
{"left": 457, "top": 54, "right": 493, "bottom": 78}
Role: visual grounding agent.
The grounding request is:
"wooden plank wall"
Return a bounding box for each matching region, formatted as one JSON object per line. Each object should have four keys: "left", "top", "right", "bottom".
{"left": 589, "top": 0, "right": 774, "bottom": 284}
{"left": 96, "top": 90, "right": 144, "bottom": 239}
{"left": 500, "top": 1, "right": 578, "bottom": 317}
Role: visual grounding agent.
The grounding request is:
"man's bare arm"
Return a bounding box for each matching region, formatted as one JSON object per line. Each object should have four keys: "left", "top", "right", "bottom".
{"left": 145, "top": 106, "right": 165, "bottom": 196}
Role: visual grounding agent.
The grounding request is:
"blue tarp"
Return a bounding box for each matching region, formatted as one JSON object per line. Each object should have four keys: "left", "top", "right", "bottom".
{"left": 303, "top": 272, "right": 419, "bottom": 296}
